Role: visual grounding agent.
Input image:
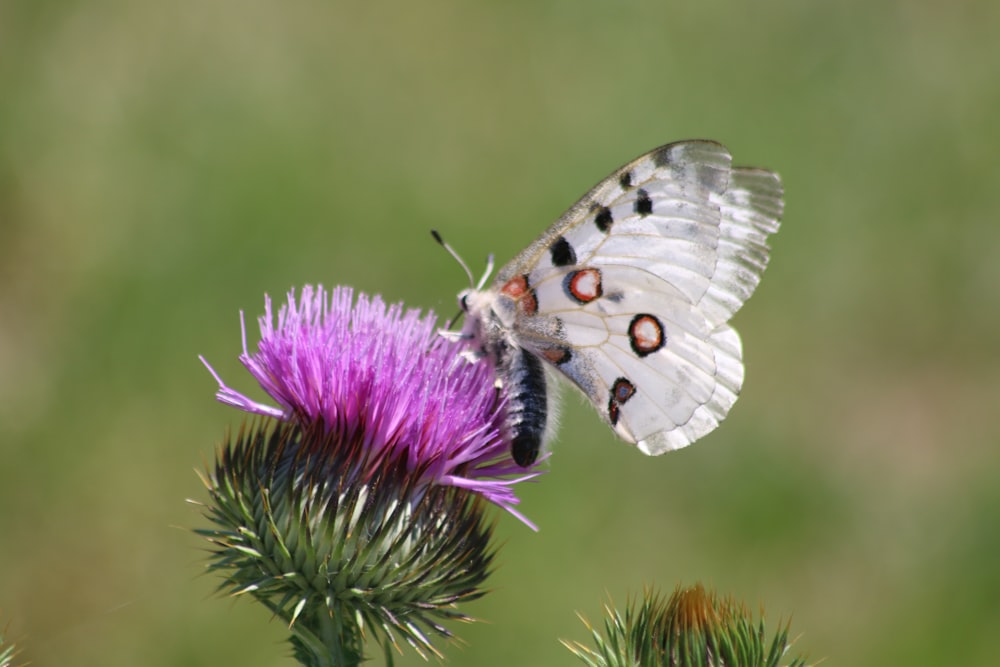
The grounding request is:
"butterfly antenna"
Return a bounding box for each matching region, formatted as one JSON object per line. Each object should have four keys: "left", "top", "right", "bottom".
{"left": 477, "top": 253, "right": 495, "bottom": 291}
{"left": 431, "top": 229, "right": 477, "bottom": 289}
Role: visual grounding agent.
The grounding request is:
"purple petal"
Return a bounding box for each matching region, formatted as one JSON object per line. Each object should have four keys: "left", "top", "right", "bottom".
{"left": 202, "top": 285, "right": 540, "bottom": 526}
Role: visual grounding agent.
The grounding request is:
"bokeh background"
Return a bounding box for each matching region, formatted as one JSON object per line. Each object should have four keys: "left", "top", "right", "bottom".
{"left": 2, "top": 0, "right": 999, "bottom": 665}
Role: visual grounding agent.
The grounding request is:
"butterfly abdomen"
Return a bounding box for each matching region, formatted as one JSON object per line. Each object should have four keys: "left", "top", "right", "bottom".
{"left": 499, "top": 344, "right": 549, "bottom": 467}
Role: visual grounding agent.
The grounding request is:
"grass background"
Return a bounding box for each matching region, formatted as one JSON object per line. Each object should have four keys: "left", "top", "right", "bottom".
{"left": 1, "top": 0, "right": 999, "bottom": 665}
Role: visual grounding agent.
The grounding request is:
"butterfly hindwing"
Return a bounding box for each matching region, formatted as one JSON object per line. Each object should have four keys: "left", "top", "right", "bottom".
{"left": 460, "top": 140, "right": 782, "bottom": 464}
{"left": 516, "top": 264, "right": 745, "bottom": 455}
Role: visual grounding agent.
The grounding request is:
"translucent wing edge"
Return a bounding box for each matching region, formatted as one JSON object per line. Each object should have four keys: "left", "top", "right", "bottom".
{"left": 636, "top": 324, "right": 744, "bottom": 456}
{"left": 700, "top": 167, "right": 785, "bottom": 324}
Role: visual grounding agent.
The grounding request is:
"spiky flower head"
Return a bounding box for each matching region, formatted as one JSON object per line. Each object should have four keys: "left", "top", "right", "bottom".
{"left": 196, "top": 285, "right": 540, "bottom": 665}
{"left": 564, "top": 584, "right": 809, "bottom": 667}
{"left": 201, "top": 285, "right": 538, "bottom": 523}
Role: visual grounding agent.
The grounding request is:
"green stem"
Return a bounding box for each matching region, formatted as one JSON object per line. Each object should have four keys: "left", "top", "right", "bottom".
{"left": 288, "top": 603, "right": 364, "bottom": 667}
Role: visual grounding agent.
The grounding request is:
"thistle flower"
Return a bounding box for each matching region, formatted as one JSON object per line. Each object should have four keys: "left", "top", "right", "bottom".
{"left": 195, "top": 285, "right": 540, "bottom": 665}
{"left": 565, "top": 584, "right": 809, "bottom": 667}
{"left": 201, "top": 285, "right": 538, "bottom": 522}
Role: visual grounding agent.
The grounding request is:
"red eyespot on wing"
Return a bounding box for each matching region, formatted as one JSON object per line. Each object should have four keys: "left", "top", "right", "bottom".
{"left": 611, "top": 377, "right": 636, "bottom": 404}
{"left": 501, "top": 275, "right": 537, "bottom": 316}
{"left": 501, "top": 275, "right": 529, "bottom": 298}
{"left": 607, "top": 377, "right": 636, "bottom": 427}
{"left": 541, "top": 346, "right": 572, "bottom": 365}
{"left": 564, "top": 268, "right": 603, "bottom": 304}
{"left": 628, "top": 314, "right": 665, "bottom": 357}
{"left": 520, "top": 290, "right": 538, "bottom": 315}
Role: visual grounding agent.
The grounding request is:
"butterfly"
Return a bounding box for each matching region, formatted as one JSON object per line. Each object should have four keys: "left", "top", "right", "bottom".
{"left": 442, "top": 140, "right": 783, "bottom": 467}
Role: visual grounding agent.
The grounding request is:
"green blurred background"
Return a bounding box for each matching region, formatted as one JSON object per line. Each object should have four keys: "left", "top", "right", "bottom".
{"left": 2, "top": 0, "right": 998, "bottom": 665}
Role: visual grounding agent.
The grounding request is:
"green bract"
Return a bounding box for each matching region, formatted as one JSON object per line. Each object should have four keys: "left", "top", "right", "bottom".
{"left": 565, "top": 584, "right": 809, "bottom": 667}
{"left": 195, "top": 418, "right": 496, "bottom": 666}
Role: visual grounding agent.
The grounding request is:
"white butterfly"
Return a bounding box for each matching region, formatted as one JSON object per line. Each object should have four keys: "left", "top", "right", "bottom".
{"left": 447, "top": 140, "right": 783, "bottom": 466}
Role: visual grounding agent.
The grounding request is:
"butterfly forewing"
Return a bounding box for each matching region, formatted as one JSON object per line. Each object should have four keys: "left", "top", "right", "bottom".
{"left": 461, "top": 140, "right": 782, "bottom": 464}
{"left": 699, "top": 167, "right": 783, "bottom": 325}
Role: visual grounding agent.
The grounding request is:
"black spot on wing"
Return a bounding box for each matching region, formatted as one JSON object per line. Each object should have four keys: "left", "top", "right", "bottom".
{"left": 604, "top": 290, "right": 625, "bottom": 303}
{"left": 593, "top": 205, "right": 613, "bottom": 232}
{"left": 619, "top": 170, "right": 634, "bottom": 190}
{"left": 634, "top": 189, "right": 653, "bottom": 216}
{"left": 550, "top": 236, "right": 576, "bottom": 267}
{"left": 651, "top": 145, "right": 673, "bottom": 167}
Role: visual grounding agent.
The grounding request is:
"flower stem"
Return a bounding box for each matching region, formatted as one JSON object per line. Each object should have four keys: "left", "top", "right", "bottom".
{"left": 288, "top": 604, "right": 364, "bottom": 667}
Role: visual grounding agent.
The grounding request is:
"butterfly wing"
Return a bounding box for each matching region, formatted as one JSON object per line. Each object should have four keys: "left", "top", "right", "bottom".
{"left": 494, "top": 140, "right": 782, "bottom": 455}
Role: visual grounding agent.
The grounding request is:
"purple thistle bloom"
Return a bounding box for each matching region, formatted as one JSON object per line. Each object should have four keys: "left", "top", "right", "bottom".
{"left": 201, "top": 284, "right": 540, "bottom": 527}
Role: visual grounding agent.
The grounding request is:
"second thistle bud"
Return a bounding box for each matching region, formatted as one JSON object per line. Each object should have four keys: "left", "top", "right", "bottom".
{"left": 565, "top": 584, "right": 809, "bottom": 667}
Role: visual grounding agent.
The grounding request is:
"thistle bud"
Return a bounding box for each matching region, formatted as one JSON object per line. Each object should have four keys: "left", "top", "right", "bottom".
{"left": 565, "top": 584, "right": 809, "bottom": 667}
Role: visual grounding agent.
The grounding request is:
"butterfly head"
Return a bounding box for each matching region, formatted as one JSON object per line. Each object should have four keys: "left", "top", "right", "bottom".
{"left": 456, "top": 287, "right": 494, "bottom": 350}
{"left": 457, "top": 289, "right": 473, "bottom": 316}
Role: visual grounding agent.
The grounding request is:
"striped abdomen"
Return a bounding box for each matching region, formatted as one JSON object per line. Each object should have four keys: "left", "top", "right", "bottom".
{"left": 499, "top": 345, "right": 548, "bottom": 467}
